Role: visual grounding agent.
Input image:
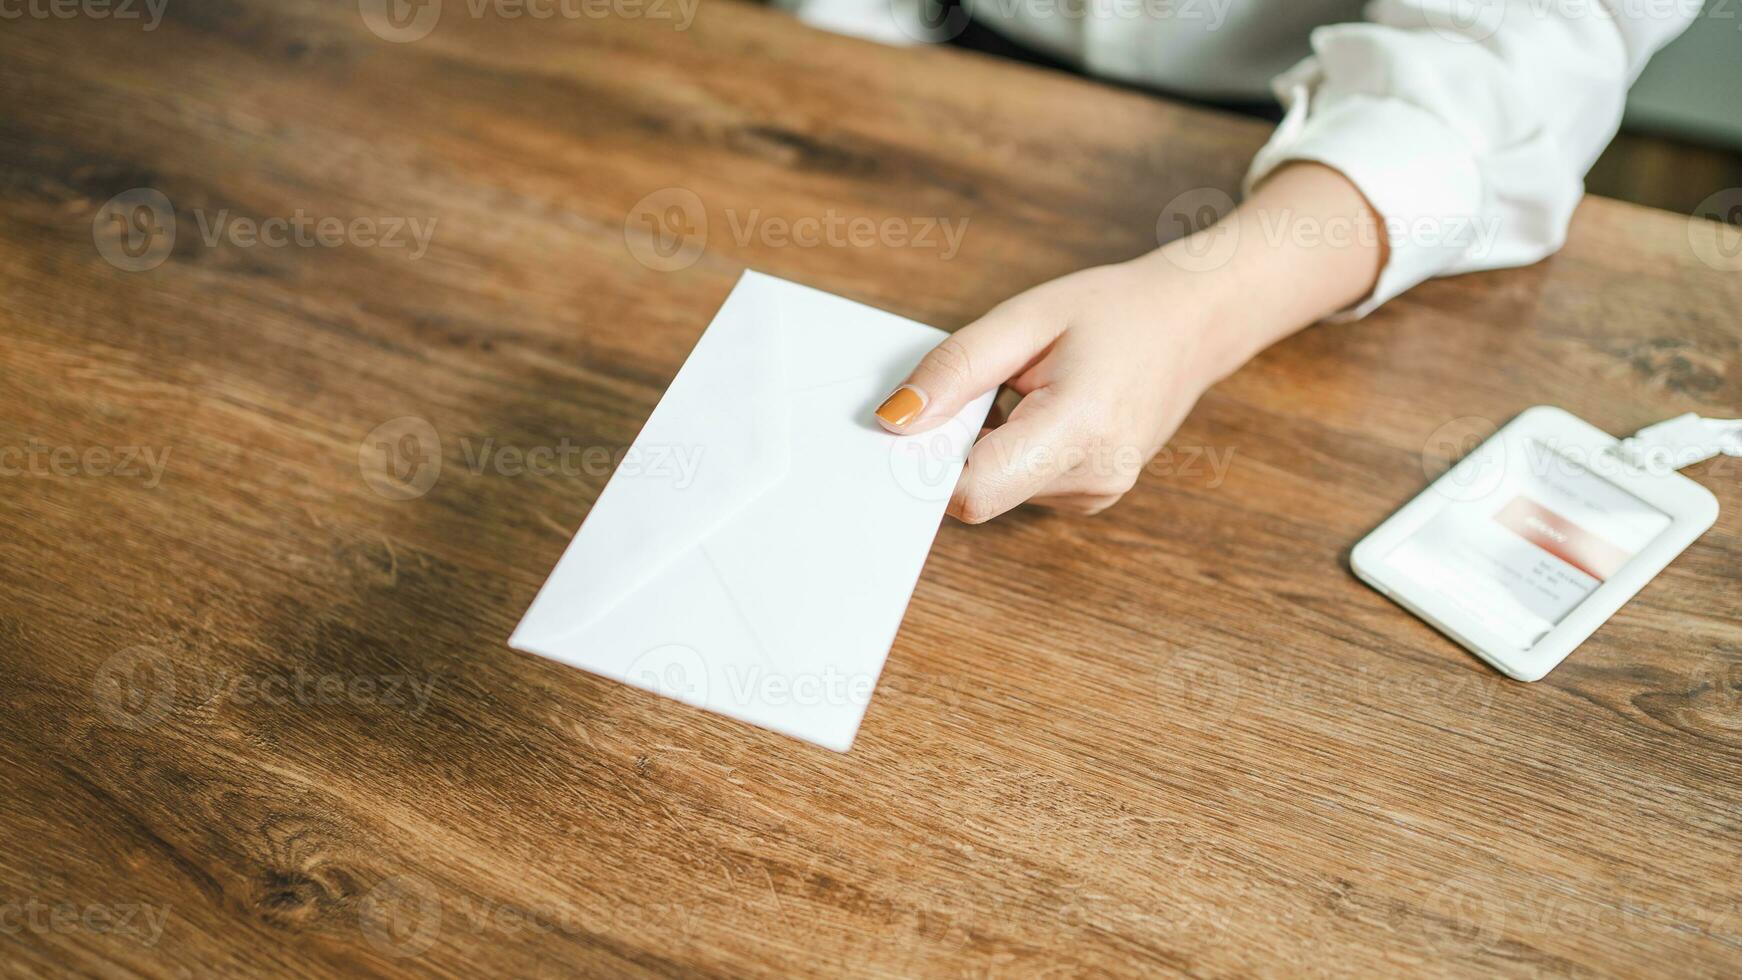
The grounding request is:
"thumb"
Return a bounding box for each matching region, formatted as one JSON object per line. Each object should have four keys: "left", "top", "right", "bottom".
{"left": 873, "top": 305, "right": 1056, "bottom": 435}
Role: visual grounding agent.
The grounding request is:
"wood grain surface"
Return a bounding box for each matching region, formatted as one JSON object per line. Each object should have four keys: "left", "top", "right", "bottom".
{"left": 2, "top": 1, "right": 1740, "bottom": 976}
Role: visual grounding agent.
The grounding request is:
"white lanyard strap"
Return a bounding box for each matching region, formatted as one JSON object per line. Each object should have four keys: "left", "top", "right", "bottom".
{"left": 1619, "top": 413, "right": 1742, "bottom": 471}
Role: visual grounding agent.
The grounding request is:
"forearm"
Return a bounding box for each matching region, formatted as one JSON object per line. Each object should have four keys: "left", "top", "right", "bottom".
{"left": 1135, "top": 161, "right": 1387, "bottom": 385}
{"left": 879, "top": 164, "right": 1391, "bottom": 521}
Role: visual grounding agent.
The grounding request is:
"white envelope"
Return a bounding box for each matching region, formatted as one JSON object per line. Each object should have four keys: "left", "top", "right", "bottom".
{"left": 509, "top": 270, "right": 995, "bottom": 751}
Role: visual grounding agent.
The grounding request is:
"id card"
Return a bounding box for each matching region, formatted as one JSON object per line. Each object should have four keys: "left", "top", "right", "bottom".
{"left": 1353, "top": 407, "right": 1719, "bottom": 680}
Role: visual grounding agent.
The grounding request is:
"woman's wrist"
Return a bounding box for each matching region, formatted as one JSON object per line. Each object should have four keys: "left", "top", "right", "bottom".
{"left": 1237, "top": 161, "right": 1388, "bottom": 318}
{"left": 1132, "top": 161, "right": 1389, "bottom": 387}
{"left": 1120, "top": 245, "right": 1247, "bottom": 389}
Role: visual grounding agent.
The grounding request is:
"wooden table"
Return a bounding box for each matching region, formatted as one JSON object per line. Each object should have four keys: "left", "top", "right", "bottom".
{"left": 3, "top": 1, "right": 1739, "bottom": 975}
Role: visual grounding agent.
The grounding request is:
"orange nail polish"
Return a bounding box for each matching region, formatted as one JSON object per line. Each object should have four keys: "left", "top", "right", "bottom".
{"left": 875, "top": 386, "right": 926, "bottom": 428}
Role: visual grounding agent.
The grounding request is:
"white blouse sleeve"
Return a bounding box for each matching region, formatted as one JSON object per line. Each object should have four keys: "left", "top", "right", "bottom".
{"left": 769, "top": 0, "right": 934, "bottom": 46}
{"left": 1244, "top": 0, "right": 1698, "bottom": 318}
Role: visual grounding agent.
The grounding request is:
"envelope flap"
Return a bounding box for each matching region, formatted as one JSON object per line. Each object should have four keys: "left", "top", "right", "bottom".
{"left": 511, "top": 272, "right": 792, "bottom": 646}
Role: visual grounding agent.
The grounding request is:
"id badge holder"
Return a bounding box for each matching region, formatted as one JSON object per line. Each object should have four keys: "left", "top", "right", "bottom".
{"left": 1352, "top": 406, "right": 1735, "bottom": 681}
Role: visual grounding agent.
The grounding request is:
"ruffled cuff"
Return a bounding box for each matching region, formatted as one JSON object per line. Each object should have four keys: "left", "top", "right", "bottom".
{"left": 1245, "top": 74, "right": 1485, "bottom": 319}
{"left": 773, "top": 0, "right": 941, "bottom": 46}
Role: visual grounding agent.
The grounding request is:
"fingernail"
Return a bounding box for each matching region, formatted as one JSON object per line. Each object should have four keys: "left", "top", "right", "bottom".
{"left": 875, "top": 385, "right": 927, "bottom": 428}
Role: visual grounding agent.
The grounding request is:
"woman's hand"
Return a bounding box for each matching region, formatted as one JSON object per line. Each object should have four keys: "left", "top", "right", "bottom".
{"left": 874, "top": 257, "right": 1223, "bottom": 520}
{"left": 874, "top": 162, "right": 1386, "bottom": 523}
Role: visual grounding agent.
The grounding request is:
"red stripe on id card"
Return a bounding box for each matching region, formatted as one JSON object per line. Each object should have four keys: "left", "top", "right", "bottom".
{"left": 1492, "top": 496, "right": 1632, "bottom": 581}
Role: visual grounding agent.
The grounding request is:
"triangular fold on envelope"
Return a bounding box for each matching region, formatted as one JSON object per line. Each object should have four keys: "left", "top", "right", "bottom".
{"left": 510, "top": 271, "right": 792, "bottom": 648}
{"left": 509, "top": 269, "right": 997, "bottom": 752}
